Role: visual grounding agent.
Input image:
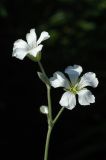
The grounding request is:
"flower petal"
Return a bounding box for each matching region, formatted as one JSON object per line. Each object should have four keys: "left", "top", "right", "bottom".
{"left": 59, "top": 91, "right": 76, "bottom": 110}
{"left": 37, "top": 31, "right": 50, "bottom": 45}
{"left": 29, "top": 45, "right": 43, "bottom": 57}
{"left": 78, "top": 88, "right": 95, "bottom": 105}
{"left": 26, "top": 29, "right": 37, "bottom": 47}
{"left": 50, "top": 72, "right": 70, "bottom": 89}
{"left": 13, "top": 39, "right": 28, "bottom": 50}
{"left": 65, "top": 65, "right": 83, "bottom": 85}
{"left": 78, "top": 72, "right": 99, "bottom": 89}
{"left": 12, "top": 48, "right": 28, "bottom": 60}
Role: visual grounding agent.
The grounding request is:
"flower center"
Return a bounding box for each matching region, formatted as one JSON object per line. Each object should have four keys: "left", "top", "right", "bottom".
{"left": 69, "top": 85, "right": 79, "bottom": 94}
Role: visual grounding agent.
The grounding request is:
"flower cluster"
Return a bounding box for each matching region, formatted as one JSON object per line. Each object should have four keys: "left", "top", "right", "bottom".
{"left": 12, "top": 28, "right": 99, "bottom": 160}
{"left": 12, "top": 28, "right": 99, "bottom": 110}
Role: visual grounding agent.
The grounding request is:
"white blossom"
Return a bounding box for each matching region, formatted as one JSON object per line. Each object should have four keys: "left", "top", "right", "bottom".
{"left": 12, "top": 29, "right": 50, "bottom": 60}
{"left": 50, "top": 65, "right": 99, "bottom": 110}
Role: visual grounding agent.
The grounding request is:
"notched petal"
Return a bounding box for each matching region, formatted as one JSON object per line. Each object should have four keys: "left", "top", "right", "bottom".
{"left": 59, "top": 91, "right": 76, "bottom": 110}
{"left": 12, "top": 48, "right": 28, "bottom": 60}
{"left": 29, "top": 45, "right": 43, "bottom": 57}
{"left": 78, "top": 72, "right": 99, "bottom": 89}
{"left": 26, "top": 28, "right": 37, "bottom": 47}
{"left": 13, "top": 39, "right": 28, "bottom": 50}
{"left": 37, "top": 31, "right": 50, "bottom": 45}
{"left": 78, "top": 89, "right": 95, "bottom": 105}
{"left": 50, "top": 71, "right": 70, "bottom": 89}
{"left": 65, "top": 65, "right": 83, "bottom": 85}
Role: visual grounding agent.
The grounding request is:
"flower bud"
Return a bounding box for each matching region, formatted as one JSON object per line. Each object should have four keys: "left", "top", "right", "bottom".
{"left": 40, "top": 105, "right": 48, "bottom": 114}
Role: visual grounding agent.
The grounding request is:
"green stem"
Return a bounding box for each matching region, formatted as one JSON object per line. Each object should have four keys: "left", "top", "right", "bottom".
{"left": 53, "top": 107, "right": 64, "bottom": 125}
{"left": 44, "top": 85, "right": 53, "bottom": 160}
{"left": 38, "top": 61, "right": 64, "bottom": 160}
{"left": 47, "top": 85, "right": 52, "bottom": 124}
{"left": 44, "top": 126, "right": 52, "bottom": 160}
{"left": 38, "top": 61, "right": 47, "bottom": 77}
{"left": 38, "top": 61, "right": 50, "bottom": 86}
{"left": 38, "top": 61, "right": 53, "bottom": 160}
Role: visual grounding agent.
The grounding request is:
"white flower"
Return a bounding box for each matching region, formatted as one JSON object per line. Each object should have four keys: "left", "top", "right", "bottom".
{"left": 40, "top": 105, "right": 48, "bottom": 114}
{"left": 12, "top": 29, "right": 50, "bottom": 60}
{"left": 50, "top": 65, "right": 99, "bottom": 110}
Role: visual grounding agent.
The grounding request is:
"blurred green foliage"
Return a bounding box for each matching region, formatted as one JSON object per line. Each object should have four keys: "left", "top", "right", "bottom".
{"left": 0, "top": 4, "right": 7, "bottom": 18}
{"left": 1, "top": 0, "right": 106, "bottom": 66}
{"left": 1, "top": 0, "right": 106, "bottom": 50}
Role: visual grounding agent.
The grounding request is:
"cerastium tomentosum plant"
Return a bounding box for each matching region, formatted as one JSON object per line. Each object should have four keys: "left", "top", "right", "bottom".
{"left": 12, "top": 28, "right": 99, "bottom": 160}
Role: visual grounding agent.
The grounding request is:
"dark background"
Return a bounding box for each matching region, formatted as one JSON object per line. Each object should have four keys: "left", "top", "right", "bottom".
{"left": 0, "top": 0, "right": 106, "bottom": 159}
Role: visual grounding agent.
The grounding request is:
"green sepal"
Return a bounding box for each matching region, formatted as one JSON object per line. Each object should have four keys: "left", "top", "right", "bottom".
{"left": 27, "top": 52, "right": 41, "bottom": 62}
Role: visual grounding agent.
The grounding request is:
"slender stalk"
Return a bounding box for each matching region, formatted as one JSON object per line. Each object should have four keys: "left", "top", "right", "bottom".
{"left": 38, "top": 61, "right": 50, "bottom": 86}
{"left": 44, "top": 126, "right": 52, "bottom": 160}
{"left": 38, "top": 61, "right": 47, "bottom": 77}
{"left": 38, "top": 61, "right": 64, "bottom": 160}
{"left": 47, "top": 85, "right": 52, "bottom": 124}
{"left": 38, "top": 61, "right": 53, "bottom": 160}
{"left": 44, "top": 85, "right": 53, "bottom": 160}
{"left": 53, "top": 107, "right": 64, "bottom": 125}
